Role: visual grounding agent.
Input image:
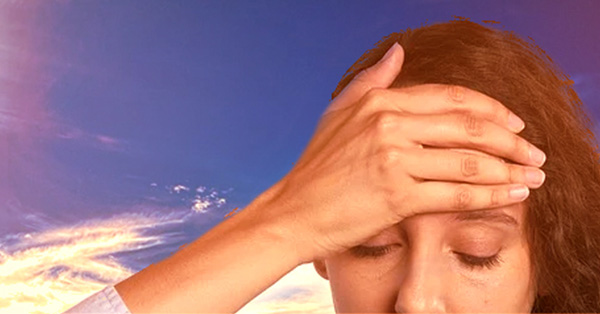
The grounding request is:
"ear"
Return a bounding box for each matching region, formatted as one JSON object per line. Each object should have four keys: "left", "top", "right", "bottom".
{"left": 312, "top": 259, "right": 329, "bottom": 280}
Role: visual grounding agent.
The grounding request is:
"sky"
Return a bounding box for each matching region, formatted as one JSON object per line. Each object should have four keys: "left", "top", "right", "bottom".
{"left": 0, "top": 0, "right": 599, "bottom": 313}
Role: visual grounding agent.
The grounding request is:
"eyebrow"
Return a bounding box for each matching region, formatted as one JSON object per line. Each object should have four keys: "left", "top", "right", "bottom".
{"left": 453, "top": 211, "right": 520, "bottom": 228}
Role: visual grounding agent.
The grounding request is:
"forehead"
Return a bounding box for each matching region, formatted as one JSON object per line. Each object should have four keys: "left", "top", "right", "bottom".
{"left": 402, "top": 203, "right": 526, "bottom": 231}
{"left": 452, "top": 207, "right": 522, "bottom": 228}
{"left": 361, "top": 207, "right": 526, "bottom": 250}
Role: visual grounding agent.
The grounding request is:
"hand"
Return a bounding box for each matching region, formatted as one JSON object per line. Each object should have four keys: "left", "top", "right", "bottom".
{"left": 260, "top": 43, "right": 547, "bottom": 264}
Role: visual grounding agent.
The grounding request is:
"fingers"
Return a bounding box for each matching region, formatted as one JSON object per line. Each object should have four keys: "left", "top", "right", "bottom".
{"left": 353, "top": 84, "right": 526, "bottom": 134}
{"left": 375, "top": 111, "right": 546, "bottom": 167}
{"left": 402, "top": 181, "right": 530, "bottom": 216}
{"left": 322, "top": 42, "right": 405, "bottom": 116}
{"left": 399, "top": 147, "right": 546, "bottom": 189}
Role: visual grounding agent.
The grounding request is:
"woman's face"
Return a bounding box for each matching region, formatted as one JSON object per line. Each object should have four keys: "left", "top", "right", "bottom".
{"left": 312, "top": 150, "right": 538, "bottom": 313}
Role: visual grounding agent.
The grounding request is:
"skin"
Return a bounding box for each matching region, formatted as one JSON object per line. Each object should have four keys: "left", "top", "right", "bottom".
{"left": 313, "top": 149, "right": 538, "bottom": 313}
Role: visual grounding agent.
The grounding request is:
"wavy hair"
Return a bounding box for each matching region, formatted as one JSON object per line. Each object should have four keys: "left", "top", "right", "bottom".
{"left": 331, "top": 18, "right": 600, "bottom": 313}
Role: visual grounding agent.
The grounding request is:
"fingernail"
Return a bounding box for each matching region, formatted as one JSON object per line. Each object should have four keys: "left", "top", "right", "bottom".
{"left": 526, "top": 169, "right": 545, "bottom": 187}
{"left": 529, "top": 145, "right": 547, "bottom": 167}
{"left": 380, "top": 42, "right": 400, "bottom": 64}
{"left": 508, "top": 112, "right": 525, "bottom": 132}
{"left": 510, "top": 185, "right": 530, "bottom": 200}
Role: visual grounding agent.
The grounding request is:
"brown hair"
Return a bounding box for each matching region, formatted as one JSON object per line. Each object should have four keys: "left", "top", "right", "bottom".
{"left": 331, "top": 18, "right": 600, "bottom": 313}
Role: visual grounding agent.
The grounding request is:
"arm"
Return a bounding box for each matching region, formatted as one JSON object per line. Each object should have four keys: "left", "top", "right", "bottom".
{"left": 114, "top": 182, "right": 302, "bottom": 313}
{"left": 82, "top": 41, "right": 405, "bottom": 314}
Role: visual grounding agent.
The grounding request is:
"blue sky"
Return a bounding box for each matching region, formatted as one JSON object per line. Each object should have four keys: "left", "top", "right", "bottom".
{"left": 0, "top": 1, "right": 598, "bottom": 313}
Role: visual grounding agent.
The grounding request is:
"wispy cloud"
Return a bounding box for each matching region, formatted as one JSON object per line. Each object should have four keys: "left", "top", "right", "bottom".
{"left": 53, "top": 123, "right": 127, "bottom": 151}
{"left": 0, "top": 205, "right": 335, "bottom": 314}
{"left": 0, "top": 210, "right": 187, "bottom": 314}
{"left": 0, "top": 174, "right": 237, "bottom": 313}
{"left": 94, "top": 134, "right": 125, "bottom": 150}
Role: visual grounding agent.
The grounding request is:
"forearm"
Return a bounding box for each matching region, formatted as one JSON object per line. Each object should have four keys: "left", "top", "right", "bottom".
{"left": 114, "top": 185, "right": 302, "bottom": 313}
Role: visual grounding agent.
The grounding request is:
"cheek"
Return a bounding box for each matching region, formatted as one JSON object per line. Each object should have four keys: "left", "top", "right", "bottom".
{"left": 450, "top": 249, "right": 536, "bottom": 312}
{"left": 489, "top": 249, "right": 536, "bottom": 311}
{"left": 487, "top": 242, "right": 535, "bottom": 311}
{"left": 325, "top": 255, "right": 401, "bottom": 312}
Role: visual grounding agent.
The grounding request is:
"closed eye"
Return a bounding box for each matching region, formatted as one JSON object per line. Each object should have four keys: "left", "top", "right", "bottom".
{"left": 350, "top": 245, "right": 504, "bottom": 270}
{"left": 454, "top": 251, "right": 503, "bottom": 270}
{"left": 350, "top": 245, "right": 396, "bottom": 258}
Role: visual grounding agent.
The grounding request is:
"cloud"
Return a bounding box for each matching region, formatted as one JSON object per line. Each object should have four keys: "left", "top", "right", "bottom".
{"left": 237, "top": 263, "right": 335, "bottom": 314}
{"left": 94, "top": 134, "right": 125, "bottom": 150}
{"left": 53, "top": 123, "right": 127, "bottom": 151}
{"left": 0, "top": 211, "right": 187, "bottom": 314}
{"left": 0, "top": 207, "right": 336, "bottom": 314}
{"left": 0, "top": 176, "right": 236, "bottom": 313}
{"left": 166, "top": 183, "right": 229, "bottom": 213}
{"left": 191, "top": 192, "right": 227, "bottom": 213}
{"left": 172, "top": 184, "right": 190, "bottom": 193}
{"left": 192, "top": 198, "right": 212, "bottom": 213}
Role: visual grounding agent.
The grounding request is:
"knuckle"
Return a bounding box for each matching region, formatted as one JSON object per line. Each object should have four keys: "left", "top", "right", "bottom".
{"left": 512, "top": 133, "right": 528, "bottom": 161}
{"left": 445, "top": 85, "right": 470, "bottom": 111}
{"left": 462, "top": 112, "right": 486, "bottom": 138}
{"left": 447, "top": 84, "right": 467, "bottom": 103}
{"left": 362, "top": 87, "right": 384, "bottom": 106}
{"left": 508, "top": 164, "right": 520, "bottom": 183}
{"left": 371, "top": 111, "right": 399, "bottom": 134}
{"left": 359, "top": 88, "right": 386, "bottom": 116}
{"left": 490, "top": 188, "right": 501, "bottom": 206}
{"left": 461, "top": 156, "right": 479, "bottom": 177}
{"left": 453, "top": 184, "right": 473, "bottom": 209}
{"left": 375, "top": 147, "right": 403, "bottom": 175}
{"left": 502, "top": 105, "right": 512, "bottom": 123}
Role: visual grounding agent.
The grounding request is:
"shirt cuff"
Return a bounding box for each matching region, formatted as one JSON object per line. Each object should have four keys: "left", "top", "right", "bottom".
{"left": 62, "top": 285, "right": 132, "bottom": 314}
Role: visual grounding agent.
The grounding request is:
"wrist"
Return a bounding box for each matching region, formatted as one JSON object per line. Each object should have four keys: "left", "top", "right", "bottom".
{"left": 236, "top": 181, "right": 314, "bottom": 266}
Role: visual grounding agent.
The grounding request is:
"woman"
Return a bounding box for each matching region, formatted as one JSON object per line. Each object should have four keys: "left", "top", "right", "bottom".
{"left": 64, "top": 19, "right": 600, "bottom": 313}
{"left": 311, "top": 19, "right": 600, "bottom": 313}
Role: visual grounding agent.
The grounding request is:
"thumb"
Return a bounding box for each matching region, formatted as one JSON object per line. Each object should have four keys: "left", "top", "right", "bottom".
{"left": 323, "top": 42, "right": 405, "bottom": 115}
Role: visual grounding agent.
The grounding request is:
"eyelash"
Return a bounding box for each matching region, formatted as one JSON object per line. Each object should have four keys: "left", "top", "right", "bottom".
{"left": 351, "top": 245, "right": 503, "bottom": 270}
{"left": 454, "top": 251, "right": 503, "bottom": 270}
{"left": 351, "top": 245, "right": 395, "bottom": 258}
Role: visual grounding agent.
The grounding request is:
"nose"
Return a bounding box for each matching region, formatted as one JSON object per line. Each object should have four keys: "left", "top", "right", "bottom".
{"left": 394, "top": 255, "right": 446, "bottom": 313}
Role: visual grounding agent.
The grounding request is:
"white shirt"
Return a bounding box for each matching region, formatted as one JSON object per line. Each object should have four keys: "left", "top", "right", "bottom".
{"left": 62, "top": 285, "right": 132, "bottom": 314}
